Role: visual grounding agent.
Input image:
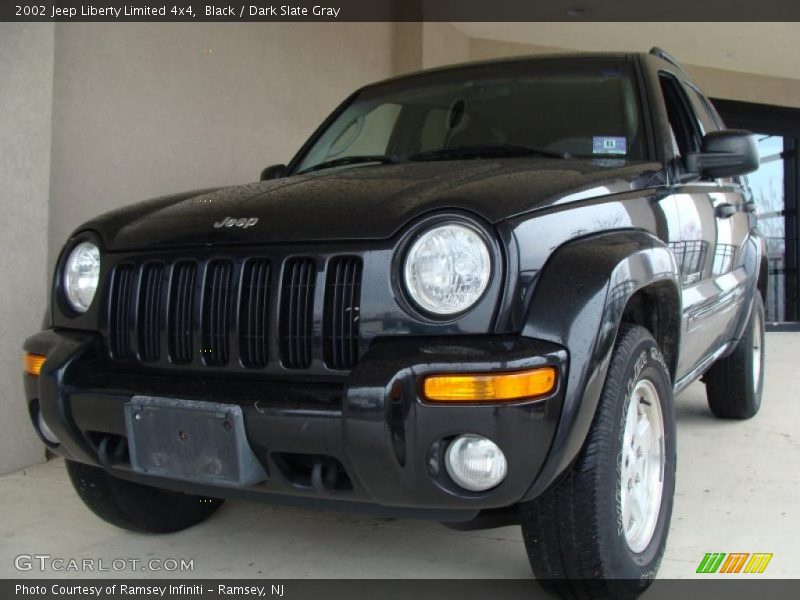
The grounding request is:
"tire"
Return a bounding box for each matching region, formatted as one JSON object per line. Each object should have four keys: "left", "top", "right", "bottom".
{"left": 66, "top": 460, "right": 224, "bottom": 533}
{"left": 705, "top": 294, "right": 765, "bottom": 419}
{"left": 520, "top": 325, "right": 676, "bottom": 598}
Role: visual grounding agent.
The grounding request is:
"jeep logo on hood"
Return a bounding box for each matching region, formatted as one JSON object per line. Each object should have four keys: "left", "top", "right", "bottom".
{"left": 213, "top": 217, "right": 259, "bottom": 229}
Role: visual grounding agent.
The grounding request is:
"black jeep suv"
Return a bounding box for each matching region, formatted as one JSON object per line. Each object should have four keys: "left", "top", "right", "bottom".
{"left": 24, "top": 48, "right": 765, "bottom": 595}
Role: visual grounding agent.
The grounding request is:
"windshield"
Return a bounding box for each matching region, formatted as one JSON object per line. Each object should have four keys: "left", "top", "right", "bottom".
{"left": 294, "top": 58, "right": 647, "bottom": 174}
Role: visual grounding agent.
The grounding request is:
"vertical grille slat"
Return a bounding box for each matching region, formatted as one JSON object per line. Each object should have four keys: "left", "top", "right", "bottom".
{"left": 331, "top": 260, "right": 343, "bottom": 368}
{"left": 301, "top": 260, "right": 314, "bottom": 367}
{"left": 239, "top": 259, "right": 271, "bottom": 368}
{"left": 280, "top": 258, "right": 316, "bottom": 369}
{"left": 324, "top": 256, "right": 363, "bottom": 370}
{"left": 137, "top": 263, "right": 164, "bottom": 362}
{"left": 201, "top": 260, "right": 233, "bottom": 366}
{"left": 346, "top": 259, "right": 360, "bottom": 367}
{"left": 168, "top": 261, "right": 196, "bottom": 365}
{"left": 288, "top": 260, "right": 300, "bottom": 367}
{"left": 109, "top": 264, "right": 135, "bottom": 359}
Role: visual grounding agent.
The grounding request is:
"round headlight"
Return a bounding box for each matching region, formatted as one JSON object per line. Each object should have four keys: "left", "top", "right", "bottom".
{"left": 403, "top": 223, "right": 491, "bottom": 316}
{"left": 63, "top": 241, "right": 100, "bottom": 313}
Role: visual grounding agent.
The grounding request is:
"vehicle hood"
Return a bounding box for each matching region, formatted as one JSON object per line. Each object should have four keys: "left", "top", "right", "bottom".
{"left": 81, "top": 159, "right": 662, "bottom": 251}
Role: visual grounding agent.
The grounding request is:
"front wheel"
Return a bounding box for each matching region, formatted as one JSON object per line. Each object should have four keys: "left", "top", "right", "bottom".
{"left": 520, "top": 324, "right": 676, "bottom": 598}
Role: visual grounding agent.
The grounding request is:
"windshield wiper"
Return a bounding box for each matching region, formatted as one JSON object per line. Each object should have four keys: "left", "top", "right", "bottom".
{"left": 297, "top": 154, "right": 404, "bottom": 174}
{"left": 409, "top": 143, "right": 570, "bottom": 161}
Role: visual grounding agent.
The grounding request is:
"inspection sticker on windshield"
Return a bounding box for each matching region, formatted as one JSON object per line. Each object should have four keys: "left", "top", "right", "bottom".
{"left": 593, "top": 136, "right": 627, "bottom": 155}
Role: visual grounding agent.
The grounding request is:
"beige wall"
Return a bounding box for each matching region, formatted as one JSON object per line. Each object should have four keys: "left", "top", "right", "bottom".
{"left": 684, "top": 64, "right": 800, "bottom": 110}
{"left": 457, "top": 23, "right": 800, "bottom": 81}
{"left": 468, "top": 35, "right": 800, "bottom": 110}
{"left": 0, "top": 24, "right": 54, "bottom": 475}
{"left": 470, "top": 37, "right": 564, "bottom": 62}
{"left": 393, "top": 22, "right": 423, "bottom": 74}
{"left": 421, "top": 23, "right": 469, "bottom": 69}
{"left": 49, "top": 23, "right": 397, "bottom": 267}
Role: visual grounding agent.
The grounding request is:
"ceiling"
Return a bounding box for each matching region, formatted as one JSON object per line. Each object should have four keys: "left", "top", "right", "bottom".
{"left": 452, "top": 23, "right": 800, "bottom": 81}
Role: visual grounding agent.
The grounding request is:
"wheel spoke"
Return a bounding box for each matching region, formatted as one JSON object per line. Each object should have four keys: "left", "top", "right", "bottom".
{"left": 636, "top": 414, "right": 651, "bottom": 443}
{"left": 629, "top": 487, "right": 645, "bottom": 527}
{"left": 625, "top": 399, "right": 638, "bottom": 447}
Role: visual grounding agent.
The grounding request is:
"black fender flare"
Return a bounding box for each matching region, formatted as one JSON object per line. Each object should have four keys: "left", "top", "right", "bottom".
{"left": 521, "top": 229, "right": 681, "bottom": 500}
{"left": 725, "top": 230, "right": 766, "bottom": 352}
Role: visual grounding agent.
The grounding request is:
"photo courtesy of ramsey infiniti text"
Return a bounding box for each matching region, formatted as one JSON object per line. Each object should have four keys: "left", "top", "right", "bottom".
{"left": 23, "top": 49, "right": 766, "bottom": 597}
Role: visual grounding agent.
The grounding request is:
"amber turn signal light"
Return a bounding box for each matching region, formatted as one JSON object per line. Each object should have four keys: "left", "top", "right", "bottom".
{"left": 24, "top": 353, "right": 46, "bottom": 376}
{"left": 423, "top": 366, "right": 557, "bottom": 403}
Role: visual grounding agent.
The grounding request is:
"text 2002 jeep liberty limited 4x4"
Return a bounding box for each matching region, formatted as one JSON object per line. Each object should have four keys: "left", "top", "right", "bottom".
{"left": 24, "top": 49, "right": 766, "bottom": 596}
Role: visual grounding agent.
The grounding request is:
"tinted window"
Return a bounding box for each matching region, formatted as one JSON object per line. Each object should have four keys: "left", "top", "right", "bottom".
{"left": 686, "top": 86, "right": 722, "bottom": 133}
{"left": 658, "top": 73, "right": 702, "bottom": 159}
{"left": 295, "top": 59, "right": 647, "bottom": 173}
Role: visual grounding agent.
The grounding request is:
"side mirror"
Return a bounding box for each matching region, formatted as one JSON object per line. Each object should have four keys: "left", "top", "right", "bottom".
{"left": 685, "top": 130, "right": 759, "bottom": 178}
{"left": 260, "top": 164, "right": 287, "bottom": 181}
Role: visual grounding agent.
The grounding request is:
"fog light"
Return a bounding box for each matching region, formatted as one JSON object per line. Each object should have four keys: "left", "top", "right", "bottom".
{"left": 445, "top": 434, "right": 507, "bottom": 492}
{"left": 36, "top": 410, "right": 59, "bottom": 445}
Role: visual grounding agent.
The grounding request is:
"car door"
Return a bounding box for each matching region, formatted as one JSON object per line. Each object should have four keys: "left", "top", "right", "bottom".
{"left": 657, "top": 71, "right": 749, "bottom": 381}
{"left": 684, "top": 83, "right": 753, "bottom": 336}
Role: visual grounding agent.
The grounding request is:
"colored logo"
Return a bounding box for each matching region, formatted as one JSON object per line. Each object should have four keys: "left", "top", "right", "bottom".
{"left": 696, "top": 552, "right": 773, "bottom": 574}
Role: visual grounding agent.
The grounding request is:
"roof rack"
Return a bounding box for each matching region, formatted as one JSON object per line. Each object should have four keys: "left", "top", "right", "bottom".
{"left": 649, "top": 47, "right": 688, "bottom": 73}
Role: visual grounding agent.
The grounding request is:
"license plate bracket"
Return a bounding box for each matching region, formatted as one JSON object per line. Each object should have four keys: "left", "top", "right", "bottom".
{"left": 124, "top": 396, "right": 267, "bottom": 488}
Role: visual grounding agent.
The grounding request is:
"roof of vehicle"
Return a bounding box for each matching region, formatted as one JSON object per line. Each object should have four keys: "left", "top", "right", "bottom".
{"left": 363, "top": 49, "right": 684, "bottom": 90}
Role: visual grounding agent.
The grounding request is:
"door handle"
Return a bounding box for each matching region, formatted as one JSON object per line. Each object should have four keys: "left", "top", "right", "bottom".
{"left": 715, "top": 203, "right": 737, "bottom": 219}
{"left": 744, "top": 201, "right": 757, "bottom": 213}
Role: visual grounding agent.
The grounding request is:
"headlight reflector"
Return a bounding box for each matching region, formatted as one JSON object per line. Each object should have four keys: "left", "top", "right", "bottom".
{"left": 63, "top": 241, "right": 100, "bottom": 313}
{"left": 403, "top": 223, "right": 491, "bottom": 315}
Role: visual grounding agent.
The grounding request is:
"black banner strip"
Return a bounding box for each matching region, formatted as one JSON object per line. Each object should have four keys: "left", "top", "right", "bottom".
{"left": 5, "top": 579, "right": 800, "bottom": 600}
{"left": 3, "top": 0, "right": 800, "bottom": 22}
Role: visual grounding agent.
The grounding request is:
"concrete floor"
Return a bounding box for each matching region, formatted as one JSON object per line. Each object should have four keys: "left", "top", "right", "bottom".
{"left": 1, "top": 333, "right": 798, "bottom": 579}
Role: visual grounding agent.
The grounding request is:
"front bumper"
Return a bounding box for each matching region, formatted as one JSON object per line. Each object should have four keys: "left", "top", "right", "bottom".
{"left": 23, "top": 329, "right": 567, "bottom": 522}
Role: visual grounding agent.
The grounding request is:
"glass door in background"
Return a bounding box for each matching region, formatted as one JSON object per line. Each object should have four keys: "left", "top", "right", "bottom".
{"left": 748, "top": 134, "right": 790, "bottom": 322}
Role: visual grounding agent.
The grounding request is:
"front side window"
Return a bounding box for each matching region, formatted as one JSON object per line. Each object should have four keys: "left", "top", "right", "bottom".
{"left": 658, "top": 73, "right": 702, "bottom": 159}
{"left": 294, "top": 59, "right": 648, "bottom": 174}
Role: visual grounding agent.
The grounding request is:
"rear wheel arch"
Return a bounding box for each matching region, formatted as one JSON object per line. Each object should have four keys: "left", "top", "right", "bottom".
{"left": 757, "top": 253, "right": 769, "bottom": 304}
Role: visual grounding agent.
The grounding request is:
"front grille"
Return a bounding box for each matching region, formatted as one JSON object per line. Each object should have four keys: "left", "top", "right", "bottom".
{"left": 106, "top": 253, "right": 362, "bottom": 372}
{"left": 167, "top": 261, "right": 197, "bottom": 365}
{"left": 279, "top": 258, "right": 317, "bottom": 369}
{"left": 239, "top": 259, "right": 271, "bottom": 368}
{"left": 201, "top": 260, "right": 233, "bottom": 367}
{"left": 323, "top": 257, "right": 363, "bottom": 370}
{"left": 109, "top": 264, "right": 135, "bottom": 359}
{"left": 137, "top": 263, "right": 165, "bottom": 362}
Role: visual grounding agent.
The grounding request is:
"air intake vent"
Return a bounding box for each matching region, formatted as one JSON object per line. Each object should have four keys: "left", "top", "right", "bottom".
{"left": 239, "top": 259, "right": 271, "bottom": 368}
{"left": 201, "top": 260, "right": 233, "bottom": 366}
{"left": 323, "top": 257, "right": 363, "bottom": 370}
{"left": 137, "top": 263, "right": 165, "bottom": 362}
{"left": 280, "top": 258, "right": 316, "bottom": 369}
{"left": 168, "top": 261, "right": 197, "bottom": 365}
{"left": 109, "top": 264, "right": 135, "bottom": 359}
